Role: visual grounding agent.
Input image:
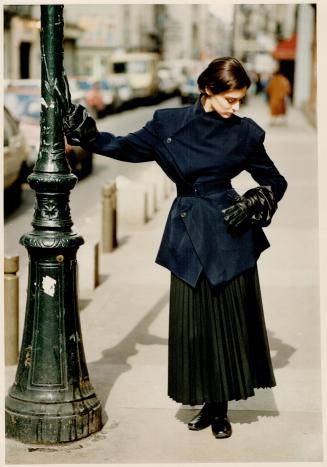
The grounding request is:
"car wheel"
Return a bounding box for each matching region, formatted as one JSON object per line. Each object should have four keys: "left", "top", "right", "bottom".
{"left": 4, "top": 178, "right": 22, "bottom": 215}
{"left": 67, "top": 150, "right": 77, "bottom": 173}
{"left": 19, "top": 161, "right": 29, "bottom": 184}
{"left": 81, "top": 153, "right": 93, "bottom": 177}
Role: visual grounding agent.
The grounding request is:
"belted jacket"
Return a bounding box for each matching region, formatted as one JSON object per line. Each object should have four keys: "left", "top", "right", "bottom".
{"left": 80, "top": 98, "right": 287, "bottom": 288}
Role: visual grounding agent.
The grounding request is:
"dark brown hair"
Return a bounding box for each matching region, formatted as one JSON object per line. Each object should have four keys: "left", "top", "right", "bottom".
{"left": 197, "top": 57, "right": 251, "bottom": 95}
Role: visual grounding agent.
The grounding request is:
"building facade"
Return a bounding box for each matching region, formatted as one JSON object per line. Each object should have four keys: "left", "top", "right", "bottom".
{"left": 159, "top": 4, "right": 208, "bottom": 61}
{"left": 4, "top": 6, "right": 40, "bottom": 79}
{"left": 32, "top": 4, "right": 212, "bottom": 76}
{"left": 205, "top": 12, "right": 232, "bottom": 60}
{"left": 4, "top": 4, "right": 232, "bottom": 78}
{"left": 232, "top": 4, "right": 297, "bottom": 72}
{"left": 4, "top": 5, "right": 81, "bottom": 79}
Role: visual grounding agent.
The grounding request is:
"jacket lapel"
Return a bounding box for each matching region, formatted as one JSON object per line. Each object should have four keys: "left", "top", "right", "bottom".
{"left": 154, "top": 99, "right": 201, "bottom": 140}
{"left": 153, "top": 101, "right": 202, "bottom": 189}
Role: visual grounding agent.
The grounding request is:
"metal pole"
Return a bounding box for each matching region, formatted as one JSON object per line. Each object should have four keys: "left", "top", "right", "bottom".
{"left": 4, "top": 256, "right": 19, "bottom": 366}
{"left": 5, "top": 5, "right": 102, "bottom": 444}
{"left": 102, "top": 182, "right": 118, "bottom": 253}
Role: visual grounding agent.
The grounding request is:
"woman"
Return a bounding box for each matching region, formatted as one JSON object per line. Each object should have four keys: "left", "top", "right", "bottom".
{"left": 57, "top": 57, "right": 287, "bottom": 439}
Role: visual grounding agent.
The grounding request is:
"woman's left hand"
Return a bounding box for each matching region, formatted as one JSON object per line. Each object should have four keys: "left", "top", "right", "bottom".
{"left": 223, "top": 199, "right": 251, "bottom": 230}
{"left": 222, "top": 186, "right": 277, "bottom": 234}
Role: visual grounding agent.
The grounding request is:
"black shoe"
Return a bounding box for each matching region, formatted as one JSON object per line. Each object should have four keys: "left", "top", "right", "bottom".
{"left": 188, "top": 403, "right": 216, "bottom": 431}
{"left": 211, "top": 416, "right": 232, "bottom": 439}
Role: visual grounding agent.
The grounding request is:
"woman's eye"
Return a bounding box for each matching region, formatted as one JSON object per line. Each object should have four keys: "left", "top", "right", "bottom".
{"left": 226, "top": 98, "right": 243, "bottom": 104}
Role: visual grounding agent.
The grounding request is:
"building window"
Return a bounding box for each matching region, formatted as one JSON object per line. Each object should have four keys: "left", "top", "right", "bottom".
{"left": 20, "top": 42, "right": 31, "bottom": 78}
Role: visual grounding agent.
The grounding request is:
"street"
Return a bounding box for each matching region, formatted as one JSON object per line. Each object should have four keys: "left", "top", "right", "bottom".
{"left": 5, "top": 95, "right": 322, "bottom": 463}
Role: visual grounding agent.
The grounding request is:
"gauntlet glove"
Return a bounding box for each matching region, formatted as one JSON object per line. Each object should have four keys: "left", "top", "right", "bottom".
{"left": 55, "top": 73, "right": 99, "bottom": 146}
{"left": 222, "top": 186, "right": 277, "bottom": 234}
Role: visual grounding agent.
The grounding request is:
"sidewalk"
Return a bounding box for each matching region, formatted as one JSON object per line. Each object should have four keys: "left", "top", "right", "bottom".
{"left": 5, "top": 97, "right": 322, "bottom": 464}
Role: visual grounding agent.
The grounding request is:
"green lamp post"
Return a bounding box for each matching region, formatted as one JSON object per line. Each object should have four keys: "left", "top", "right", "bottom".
{"left": 5, "top": 5, "right": 102, "bottom": 444}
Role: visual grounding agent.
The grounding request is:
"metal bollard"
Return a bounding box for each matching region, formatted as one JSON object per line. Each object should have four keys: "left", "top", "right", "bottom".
{"left": 102, "top": 181, "right": 118, "bottom": 252}
{"left": 4, "top": 255, "right": 19, "bottom": 366}
{"left": 94, "top": 241, "right": 100, "bottom": 288}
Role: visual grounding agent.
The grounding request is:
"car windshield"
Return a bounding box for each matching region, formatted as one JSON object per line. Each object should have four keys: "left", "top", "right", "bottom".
{"left": 77, "top": 80, "right": 92, "bottom": 90}
{"left": 100, "top": 80, "right": 112, "bottom": 90}
{"left": 23, "top": 99, "right": 41, "bottom": 120}
{"left": 4, "top": 93, "right": 40, "bottom": 120}
{"left": 113, "top": 62, "right": 126, "bottom": 74}
{"left": 127, "top": 61, "right": 150, "bottom": 73}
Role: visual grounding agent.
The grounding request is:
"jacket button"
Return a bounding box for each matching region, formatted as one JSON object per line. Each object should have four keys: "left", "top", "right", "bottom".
{"left": 166, "top": 137, "right": 172, "bottom": 144}
{"left": 180, "top": 212, "right": 187, "bottom": 218}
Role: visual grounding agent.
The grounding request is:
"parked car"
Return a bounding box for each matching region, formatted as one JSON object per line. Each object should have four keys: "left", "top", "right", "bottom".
{"left": 5, "top": 78, "right": 88, "bottom": 113}
{"left": 4, "top": 91, "right": 93, "bottom": 178}
{"left": 110, "top": 52, "right": 160, "bottom": 102}
{"left": 160, "top": 59, "right": 202, "bottom": 89}
{"left": 158, "top": 68, "right": 178, "bottom": 98}
{"left": 3, "top": 106, "right": 29, "bottom": 212}
{"left": 71, "top": 77, "right": 118, "bottom": 117}
{"left": 107, "top": 74, "right": 134, "bottom": 110}
{"left": 179, "top": 76, "right": 199, "bottom": 104}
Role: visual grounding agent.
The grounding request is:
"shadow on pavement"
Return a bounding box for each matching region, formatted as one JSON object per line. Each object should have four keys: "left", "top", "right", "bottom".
{"left": 175, "top": 407, "right": 280, "bottom": 428}
{"left": 88, "top": 292, "right": 169, "bottom": 424}
{"left": 268, "top": 329, "right": 297, "bottom": 369}
{"left": 229, "top": 409, "right": 279, "bottom": 424}
{"left": 79, "top": 298, "right": 92, "bottom": 311}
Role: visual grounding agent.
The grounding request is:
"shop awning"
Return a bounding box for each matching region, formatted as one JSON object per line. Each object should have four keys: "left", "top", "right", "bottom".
{"left": 272, "top": 33, "right": 296, "bottom": 60}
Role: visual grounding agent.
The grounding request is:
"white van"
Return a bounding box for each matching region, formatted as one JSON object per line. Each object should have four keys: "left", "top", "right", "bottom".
{"left": 109, "top": 52, "right": 159, "bottom": 100}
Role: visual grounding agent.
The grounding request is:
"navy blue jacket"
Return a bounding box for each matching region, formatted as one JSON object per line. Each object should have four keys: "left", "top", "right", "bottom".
{"left": 82, "top": 98, "right": 287, "bottom": 287}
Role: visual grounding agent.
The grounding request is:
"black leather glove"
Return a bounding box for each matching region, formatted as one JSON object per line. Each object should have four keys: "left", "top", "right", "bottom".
{"left": 55, "top": 73, "right": 99, "bottom": 146}
{"left": 222, "top": 186, "right": 277, "bottom": 234}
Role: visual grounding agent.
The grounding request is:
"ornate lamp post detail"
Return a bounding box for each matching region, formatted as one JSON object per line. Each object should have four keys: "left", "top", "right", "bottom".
{"left": 5, "top": 5, "right": 102, "bottom": 444}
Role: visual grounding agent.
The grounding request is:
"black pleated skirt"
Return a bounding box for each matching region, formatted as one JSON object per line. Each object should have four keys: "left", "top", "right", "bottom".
{"left": 168, "top": 266, "right": 276, "bottom": 405}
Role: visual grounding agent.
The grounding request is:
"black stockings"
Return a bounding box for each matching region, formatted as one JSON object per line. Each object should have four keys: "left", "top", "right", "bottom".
{"left": 204, "top": 401, "right": 228, "bottom": 417}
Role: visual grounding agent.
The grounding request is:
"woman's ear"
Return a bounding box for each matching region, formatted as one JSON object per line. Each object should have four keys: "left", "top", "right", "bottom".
{"left": 205, "top": 87, "right": 212, "bottom": 96}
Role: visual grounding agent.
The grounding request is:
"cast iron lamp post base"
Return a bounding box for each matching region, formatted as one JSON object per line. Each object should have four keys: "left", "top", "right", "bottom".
{"left": 5, "top": 237, "right": 102, "bottom": 444}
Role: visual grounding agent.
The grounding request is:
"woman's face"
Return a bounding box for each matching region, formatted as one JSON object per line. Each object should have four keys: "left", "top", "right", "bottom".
{"left": 203, "top": 87, "right": 248, "bottom": 118}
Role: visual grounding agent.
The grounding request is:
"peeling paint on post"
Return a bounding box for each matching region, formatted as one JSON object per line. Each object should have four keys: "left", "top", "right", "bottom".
{"left": 5, "top": 5, "right": 102, "bottom": 444}
{"left": 42, "top": 276, "right": 56, "bottom": 296}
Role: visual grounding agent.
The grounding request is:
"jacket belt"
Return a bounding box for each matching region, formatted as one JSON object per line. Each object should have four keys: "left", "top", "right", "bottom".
{"left": 177, "top": 180, "right": 232, "bottom": 197}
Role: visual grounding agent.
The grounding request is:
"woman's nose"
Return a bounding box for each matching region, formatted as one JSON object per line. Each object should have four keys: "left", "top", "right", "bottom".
{"left": 232, "top": 101, "right": 240, "bottom": 111}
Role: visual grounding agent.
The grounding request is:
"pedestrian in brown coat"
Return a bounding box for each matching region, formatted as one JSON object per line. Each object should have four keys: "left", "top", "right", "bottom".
{"left": 266, "top": 71, "right": 291, "bottom": 125}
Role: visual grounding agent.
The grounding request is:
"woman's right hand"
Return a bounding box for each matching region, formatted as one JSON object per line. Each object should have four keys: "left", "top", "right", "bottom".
{"left": 54, "top": 72, "right": 99, "bottom": 144}
{"left": 55, "top": 72, "right": 75, "bottom": 119}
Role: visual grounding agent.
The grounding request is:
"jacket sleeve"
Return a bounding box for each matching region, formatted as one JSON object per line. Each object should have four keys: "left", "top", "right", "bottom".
{"left": 80, "top": 116, "right": 157, "bottom": 163}
{"left": 244, "top": 119, "right": 287, "bottom": 202}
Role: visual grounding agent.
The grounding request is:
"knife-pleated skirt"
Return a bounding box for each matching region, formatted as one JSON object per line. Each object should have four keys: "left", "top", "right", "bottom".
{"left": 168, "top": 265, "right": 276, "bottom": 405}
